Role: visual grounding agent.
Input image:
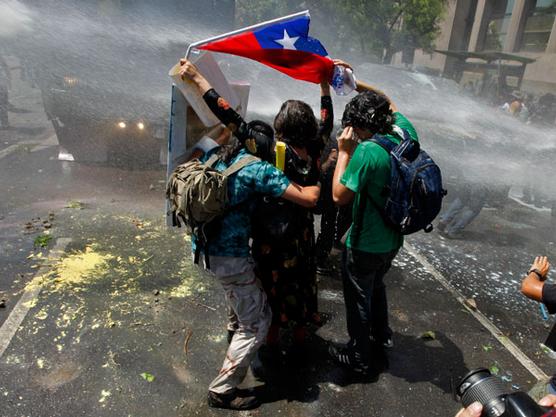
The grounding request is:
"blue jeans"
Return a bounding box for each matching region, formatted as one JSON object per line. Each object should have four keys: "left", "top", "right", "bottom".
{"left": 439, "top": 197, "right": 484, "bottom": 234}
{"left": 341, "top": 247, "right": 398, "bottom": 359}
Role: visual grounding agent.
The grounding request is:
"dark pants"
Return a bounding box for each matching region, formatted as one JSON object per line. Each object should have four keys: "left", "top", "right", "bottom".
{"left": 316, "top": 203, "right": 336, "bottom": 261}
{"left": 316, "top": 203, "right": 353, "bottom": 261}
{"left": 341, "top": 247, "right": 398, "bottom": 359}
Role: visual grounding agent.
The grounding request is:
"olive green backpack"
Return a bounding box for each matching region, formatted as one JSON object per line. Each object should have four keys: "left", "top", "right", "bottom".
{"left": 166, "top": 153, "right": 259, "bottom": 266}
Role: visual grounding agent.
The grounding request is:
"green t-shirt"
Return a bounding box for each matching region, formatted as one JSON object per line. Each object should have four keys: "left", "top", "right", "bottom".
{"left": 340, "top": 112, "right": 418, "bottom": 253}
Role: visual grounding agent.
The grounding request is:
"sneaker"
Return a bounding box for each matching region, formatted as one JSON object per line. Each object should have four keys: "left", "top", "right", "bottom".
{"left": 207, "top": 389, "right": 259, "bottom": 410}
{"left": 328, "top": 344, "right": 371, "bottom": 375}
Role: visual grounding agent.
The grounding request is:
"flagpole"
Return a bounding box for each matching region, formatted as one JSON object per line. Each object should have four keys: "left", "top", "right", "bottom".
{"left": 185, "top": 10, "right": 310, "bottom": 59}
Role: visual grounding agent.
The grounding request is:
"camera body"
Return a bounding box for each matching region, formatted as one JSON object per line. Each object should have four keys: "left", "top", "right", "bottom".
{"left": 457, "top": 368, "right": 556, "bottom": 417}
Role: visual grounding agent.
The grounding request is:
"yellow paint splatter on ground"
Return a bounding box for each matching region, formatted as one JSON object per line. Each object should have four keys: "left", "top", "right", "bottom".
{"left": 35, "top": 308, "right": 48, "bottom": 320}
{"left": 3, "top": 355, "right": 22, "bottom": 365}
{"left": 168, "top": 258, "right": 206, "bottom": 298}
{"left": 52, "top": 246, "right": 113, "bottom": 288}
{"left": 25, "top": 246, "right": 113, "bottom": 293}
{"left": 99, "top": 390, "right": 111, "bottom": 403}
{"left": 168, "top": 277, "right": 206, "bottom": 298}
{"left": 208, "top": 334, "right": 225, "bottom": 343}
{"left": 22, "top": 298, "right": 37, "bottom": 309}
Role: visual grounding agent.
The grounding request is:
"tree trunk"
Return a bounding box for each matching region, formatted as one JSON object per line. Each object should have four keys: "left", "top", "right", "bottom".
{"left": 382, "top": 47, "right": 395, "bottom": 64}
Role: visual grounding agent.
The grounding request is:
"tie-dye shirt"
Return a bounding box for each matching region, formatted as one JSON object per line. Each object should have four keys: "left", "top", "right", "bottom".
{"left": 195, "top": 148, "right": 290, "bottom": 258}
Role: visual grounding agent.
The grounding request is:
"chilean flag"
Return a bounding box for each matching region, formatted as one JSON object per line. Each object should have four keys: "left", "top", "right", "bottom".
{"left": 190, "top": 11, "right": 334, "bottom": 84}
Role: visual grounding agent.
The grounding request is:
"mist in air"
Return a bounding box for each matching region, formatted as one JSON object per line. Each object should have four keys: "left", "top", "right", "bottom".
{"left": 1, "top": 0, "right": 554, "bottom": 197}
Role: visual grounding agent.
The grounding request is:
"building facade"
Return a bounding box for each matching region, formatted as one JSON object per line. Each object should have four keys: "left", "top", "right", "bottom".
{"left": 409, "top": 0, "right": 556, "bottom": 93}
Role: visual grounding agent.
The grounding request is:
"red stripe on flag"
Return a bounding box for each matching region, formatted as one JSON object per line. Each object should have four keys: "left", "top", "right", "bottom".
{"left": 198, "top": 32, "right": 334, "bottom": 84}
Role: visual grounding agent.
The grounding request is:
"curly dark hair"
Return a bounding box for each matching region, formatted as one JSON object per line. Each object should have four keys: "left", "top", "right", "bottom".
{"left": 274, "top": 100, "right": 318, "bottom": 148}
{"left": 342, "top": 91, "right": 394, "bottom": 135}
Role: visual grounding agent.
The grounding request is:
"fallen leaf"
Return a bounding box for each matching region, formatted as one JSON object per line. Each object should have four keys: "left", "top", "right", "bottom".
{"left": 34, "top": 234, "right": 52, "bottom": 248}
{"left": 140, "top": 372, "right": 155, "bottom": 382}
{"left": 489, "top": 363, "right": 500, "bottom": 375}
{"left": 420, "top": 331, "right": 436, "bottom": 340}
{"left": 482, "top": 345, "right": 493, "bottom": 352}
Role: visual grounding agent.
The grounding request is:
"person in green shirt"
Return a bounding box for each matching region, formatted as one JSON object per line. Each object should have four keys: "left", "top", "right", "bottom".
{"left": 331, "top": 80, "right": 419, "bottom": 376}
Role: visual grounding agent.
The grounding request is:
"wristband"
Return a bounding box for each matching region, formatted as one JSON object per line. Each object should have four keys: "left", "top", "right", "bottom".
{"left": 528, "top": 268, "right": 546, "bottom": 280}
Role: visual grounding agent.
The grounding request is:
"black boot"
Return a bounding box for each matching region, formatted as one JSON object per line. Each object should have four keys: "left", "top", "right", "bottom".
{"left": 207, "top": 389, "right": 259, "bottom": 410}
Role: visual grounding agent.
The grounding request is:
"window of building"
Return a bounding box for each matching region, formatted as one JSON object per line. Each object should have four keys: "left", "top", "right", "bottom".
{"left": 519, "top": 0, "right": 556, "bottom": 52}
{"left": 484, "top": 0, "right": 515, "bottom": 50}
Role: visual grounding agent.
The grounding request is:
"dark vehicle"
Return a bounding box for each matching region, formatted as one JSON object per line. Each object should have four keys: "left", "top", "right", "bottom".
{"left": 16, "top": 0, "right": 235, "bottom": 166}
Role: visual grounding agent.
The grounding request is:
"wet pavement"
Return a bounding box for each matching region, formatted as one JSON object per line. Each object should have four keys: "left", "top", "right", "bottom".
{"left": 1, "top": 56, "right": 556, "bottom": 417}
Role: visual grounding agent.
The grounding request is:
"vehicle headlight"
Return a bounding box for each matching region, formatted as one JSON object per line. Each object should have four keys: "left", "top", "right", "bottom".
{"left": 63, "top": 76, "right": 79, "bottom": 88}
{"left": 137, "top": 122, "right": 145, "bottom": 130}
{"left": 117, "top": 121, "right": 126, "bottom": 129}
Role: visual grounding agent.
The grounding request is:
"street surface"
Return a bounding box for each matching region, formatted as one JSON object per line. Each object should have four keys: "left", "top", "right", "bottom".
{"left": 1, "top": 56, "right": 556, "bottom": 417}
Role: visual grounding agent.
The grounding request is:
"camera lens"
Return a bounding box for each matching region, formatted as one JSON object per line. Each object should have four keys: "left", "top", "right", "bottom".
{"left": 457, "top": 368, "right": 507, "bottom": 417}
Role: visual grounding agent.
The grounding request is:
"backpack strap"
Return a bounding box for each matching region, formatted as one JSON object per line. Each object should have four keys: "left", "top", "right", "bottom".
{"left": 392, "top": 126, "right": 411, "bottom": 142}
{"left": 222, "top": 155, "right": 260, "bottom": 176}
{"left": 369, "top": 128, "right": 411, "bottom": 152}
{"left": 204, "top": 153, "right": 221, "bottom": 168}
{"left": 366, "top": 135, "right": 403, "bottom": 231}
{"left": 370, "top": 136, "right": 397, "bottom": 153}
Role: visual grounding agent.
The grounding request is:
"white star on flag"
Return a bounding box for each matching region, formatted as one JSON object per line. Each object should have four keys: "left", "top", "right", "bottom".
{"left": 275, "top": 29, "right": 299, "bottom": 50}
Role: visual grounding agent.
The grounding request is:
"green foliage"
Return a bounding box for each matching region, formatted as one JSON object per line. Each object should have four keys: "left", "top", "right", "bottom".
{"left": 235, "top": 0, "right": 447, "bottom": 63}
{"left": 140, "top": 372, "right": 155, "bottom": 382}
{"left": 34, "top": 234, "right": 52, "bottom": 248}
{"left": 489, "top": 362, "right": 500, "bottom": 375}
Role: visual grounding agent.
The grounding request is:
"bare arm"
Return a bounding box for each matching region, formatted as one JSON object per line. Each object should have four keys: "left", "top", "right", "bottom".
{"left": 355, "top": 80, "right": 398, "bottom": 113}
{"left": 282, "top": 183, "right": 320, "bottom": 208}
{"left": 332, "top": 127, "right": 356, "bottom": 206}
{"left": 178, "top": 59, "right": 251, "bottom": 144}
{"left": 178, "top": 58, "right": 212, "bottom": 94}
{"left": 521, "top": 256, "right": 550, "bottom": 302}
